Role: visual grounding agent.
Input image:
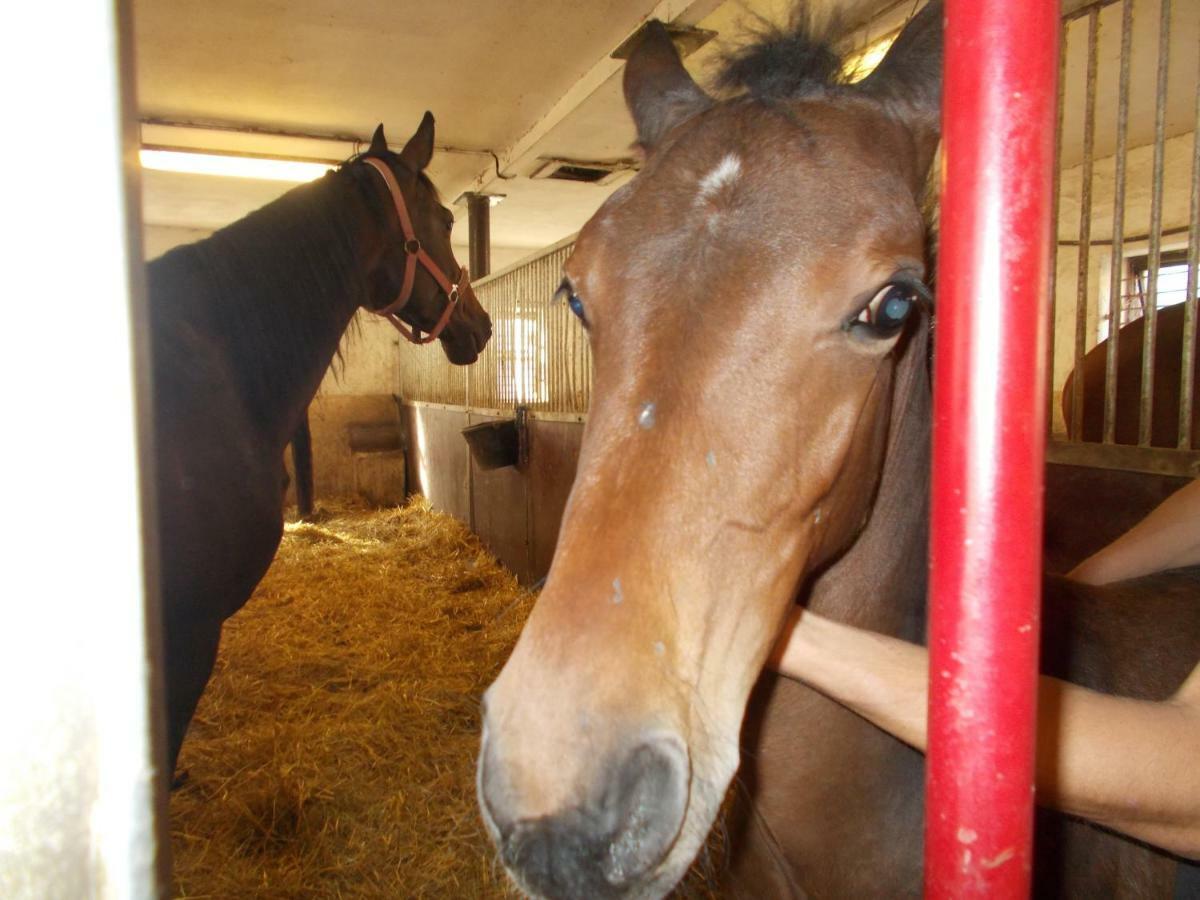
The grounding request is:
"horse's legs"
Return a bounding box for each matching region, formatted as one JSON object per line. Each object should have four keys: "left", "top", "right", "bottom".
{"left": 162, "top": 610, "right": 223, "bottom": 780}
{"left": 290, "top": 411, "right": 314, "bottom": 518}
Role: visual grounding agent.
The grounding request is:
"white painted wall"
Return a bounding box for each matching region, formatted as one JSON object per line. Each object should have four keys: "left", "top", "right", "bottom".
{"left": 143, "top": 224, "right": 212, "bottom": 260}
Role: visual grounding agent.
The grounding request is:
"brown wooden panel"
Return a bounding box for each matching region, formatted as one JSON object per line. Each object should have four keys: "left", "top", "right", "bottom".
{"left": 469, "top": 413, "right": 530, "bottom": 582}
{"left": 402, "top": 405, "right": 471, "bottom": 524}
{"left": 528, "top": 420, "right": 585, "bottom": 582}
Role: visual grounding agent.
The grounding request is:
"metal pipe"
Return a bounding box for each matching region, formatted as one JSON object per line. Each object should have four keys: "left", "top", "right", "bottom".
{"left": 927, "top": 0, "right": 1059, "bottom": 895}
{"left": 1104, "top": 0, "right": 1134, "bottom": 444}
{"left": 1071, "top": 9, "right": 1099, "bottom": 439}
{"left": 466, "top": 193, "right": 492, "bottom": 280}
{"left": 1182, "top": 47, "right": 1200, "bottom": 449}
{"left": 1140, "top": 0, "right": 1171, "bottom": 446}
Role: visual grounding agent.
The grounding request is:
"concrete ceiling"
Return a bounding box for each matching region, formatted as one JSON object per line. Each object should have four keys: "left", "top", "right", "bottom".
{"left": 1059, "top": 0, "right": 1199, "bottom": 169}
{"left": 134, "top": 0, "right": 1196, "bottom": 267}
{"left": 133, "top": 0, "right": 903, "bottom": 264}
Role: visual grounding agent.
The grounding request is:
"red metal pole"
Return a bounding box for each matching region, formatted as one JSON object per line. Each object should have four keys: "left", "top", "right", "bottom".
{"left": 926, "top": 1, "right": 1060, "bottom": 897}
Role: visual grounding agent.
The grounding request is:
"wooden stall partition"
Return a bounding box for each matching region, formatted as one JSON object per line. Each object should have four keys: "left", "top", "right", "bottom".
{"left": 527, "top": 416, "right": 587, "bottom": 582}
{"left": 467, "top": 411, "right": 532, "bottom": 583}
{"left": 402, "top": 403, "right": 472, "bottom": 525}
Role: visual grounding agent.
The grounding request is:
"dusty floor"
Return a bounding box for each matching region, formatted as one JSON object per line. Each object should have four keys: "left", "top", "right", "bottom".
{"left": 169, "top": 499, "right": 725, "bottom": 899}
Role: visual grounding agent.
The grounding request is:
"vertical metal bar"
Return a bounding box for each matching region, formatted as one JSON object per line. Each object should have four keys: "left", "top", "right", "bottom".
{"left": 1071, "top": 8, "right": 1100, "bottom": 439}
{"left": 1047, "top": 20, "right": 1069, "bottom": 436}
{"left": 466, "top": 193, "right": 491, "bottom": 279}
{"left": 1103, "top": 0, "right": 1134, "bottom": 443}
{"left": 1140, "top": 0, "right": 1171, "bottom": 446}
{"left": 927, "top": 0, "right": 1059, "bottom": 896}
{"left": 1181, "top": 48, "right": 1200, "bottom": 449}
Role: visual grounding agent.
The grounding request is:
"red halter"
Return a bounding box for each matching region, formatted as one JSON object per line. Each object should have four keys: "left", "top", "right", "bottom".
{"left": 362, "top": 156, "right": 467, "bottom": 345}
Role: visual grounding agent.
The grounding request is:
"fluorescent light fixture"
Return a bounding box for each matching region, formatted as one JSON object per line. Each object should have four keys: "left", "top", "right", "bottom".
{"left": 139, "top": 148, "right": 335, "bottom": 183}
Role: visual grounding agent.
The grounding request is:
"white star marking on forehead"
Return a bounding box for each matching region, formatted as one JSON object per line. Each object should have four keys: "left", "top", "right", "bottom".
{"left": 697, "top": 153, "right": 742, "bottom": 200}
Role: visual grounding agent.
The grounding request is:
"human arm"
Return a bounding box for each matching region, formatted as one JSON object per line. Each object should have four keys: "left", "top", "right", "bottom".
{"left": 1069, "top": 479, "right": 1200, "bottom": 585}
{"left": 768, "top": 607, "right": 1200, "bottom": 859}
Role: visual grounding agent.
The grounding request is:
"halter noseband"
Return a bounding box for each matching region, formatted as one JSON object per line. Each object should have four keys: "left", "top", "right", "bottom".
{"left": 362, "top": 156, "right": 467, "bottom": 345}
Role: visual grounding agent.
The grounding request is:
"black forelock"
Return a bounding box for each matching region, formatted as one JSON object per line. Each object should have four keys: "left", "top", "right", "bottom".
{"left": 714, "top": 10, "right": 845, "bottom": 102}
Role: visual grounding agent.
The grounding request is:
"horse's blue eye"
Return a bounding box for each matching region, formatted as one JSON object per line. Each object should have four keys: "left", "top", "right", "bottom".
{"left": 556, "top": 279, "right": 588, "bottom": 326}
{"left": 854, "top": 281, "right": 921, "bottom": 337}
{"left": 880, "top": 292, "right": 912, "bottom": 326}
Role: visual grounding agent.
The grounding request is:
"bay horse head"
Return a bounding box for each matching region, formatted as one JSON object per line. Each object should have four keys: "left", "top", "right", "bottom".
{"left": 478, "top": 4, "right": 943, "bottom": 897}
{"left": 361, "top": 114, "right": 492, "bottom": 364}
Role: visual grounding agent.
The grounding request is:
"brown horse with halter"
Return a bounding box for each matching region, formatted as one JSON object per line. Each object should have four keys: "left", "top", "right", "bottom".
{"left": 477, "top": 6, "right": 1198, "bottom": 897}
{"left": 148, "top": 114, "right": 491, "bottom": 781}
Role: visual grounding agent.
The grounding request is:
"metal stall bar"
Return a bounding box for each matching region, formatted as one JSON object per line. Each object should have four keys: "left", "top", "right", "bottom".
{"left": 1178, "top": 40, "right": 1200, "bottom": 449}
{"left": 1046, "top": 13, "right": 1069, "bottom": 436}
{"left": 1071, "top": 8, "right": 1100, "bottom": 439}
{"left": 1139, "top": 0, "right": 1171, "bottom": 446}
{"left": 1103, "top": 0, "right": 1134, "bottom": 443}
{"left": 927, "top": 0, "right": 1059, "bottom": 895}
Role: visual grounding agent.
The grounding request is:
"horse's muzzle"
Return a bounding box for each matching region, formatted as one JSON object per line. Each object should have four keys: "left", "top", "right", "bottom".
{"left": 480, "top": 733, "right": 691, "bottom": 899}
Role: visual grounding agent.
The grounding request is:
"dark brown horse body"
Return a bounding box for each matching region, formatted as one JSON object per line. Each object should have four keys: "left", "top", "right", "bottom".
{"left": 727, "top": 317, "right": 1200, "bottom": 897}
{"left": 1062, "top": 301, "right": 1198, "bottom": 449}
{"left": 149, "top": 115, "right": 491, "bottom": 779}
{"left": 478, "top": 6, "right": 1198, "bottom": 898}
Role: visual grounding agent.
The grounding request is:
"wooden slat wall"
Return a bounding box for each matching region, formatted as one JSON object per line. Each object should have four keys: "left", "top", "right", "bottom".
{"left": 398, "top": 240, "right": 590, "bottom": 414}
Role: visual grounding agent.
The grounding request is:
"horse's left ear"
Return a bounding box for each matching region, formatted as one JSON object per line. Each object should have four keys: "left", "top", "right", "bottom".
{"left": 623, "top": 21, "right": 711, "bottom": 152}
{"left": 399, "top": 111, "right": 436, "bottom": 172}
{"left": 369, "top": 124, "right": 388, "bottom": 155}
{"left": 858, "top": 0, "right": 943, "bottom": 179}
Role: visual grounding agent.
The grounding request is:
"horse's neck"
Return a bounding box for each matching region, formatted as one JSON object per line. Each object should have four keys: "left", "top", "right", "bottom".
{"left": 153, "top": 171, "right": 375, "bottom": 451}
{"left": 807, "top": 320, "right": 931, "bottom": 641}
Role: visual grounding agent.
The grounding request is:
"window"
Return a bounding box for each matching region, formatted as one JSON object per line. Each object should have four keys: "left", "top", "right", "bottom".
{"left": 1100, "top": 248, "right": 1196, "bottom": 340}
{"left": 496, "top": 310, "right": 547, "bottom": 405}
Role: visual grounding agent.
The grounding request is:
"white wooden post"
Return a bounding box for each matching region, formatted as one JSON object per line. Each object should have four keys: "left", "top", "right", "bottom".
{"left": 0, "top": 1, "right": 163, "bottom": 897}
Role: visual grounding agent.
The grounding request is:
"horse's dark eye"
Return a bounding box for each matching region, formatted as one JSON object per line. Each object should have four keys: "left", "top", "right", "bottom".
{"left": 555, "top": 278, "right": 587, "bottom": 326}
{"left": 853, "top": 281, "right": 921, "bottom": 338}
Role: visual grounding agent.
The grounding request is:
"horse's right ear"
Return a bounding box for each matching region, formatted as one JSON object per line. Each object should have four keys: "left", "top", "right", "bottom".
{"left": 858, "top": 0, "right": 943, "bottom": 178}
{"left": 399, "top": 111, "right": 435, "bottom": 172}
{"left": 623, "top": 21, "right": 711, "bottom": 152}
{"left": 369, "top": 124, "right": 388, "bottom": 155}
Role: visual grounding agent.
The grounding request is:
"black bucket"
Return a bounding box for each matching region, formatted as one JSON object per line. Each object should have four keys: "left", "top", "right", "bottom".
{"left": 461, "top": 419, "right": 520, "bottom": 470}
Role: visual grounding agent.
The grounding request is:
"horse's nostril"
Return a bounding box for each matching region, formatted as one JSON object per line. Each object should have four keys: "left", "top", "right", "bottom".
{"left": 498, "top": 736, "right": 689, "bottom": 899}
{"left": 603, "top": 736, "right": 690, "bottom": 885}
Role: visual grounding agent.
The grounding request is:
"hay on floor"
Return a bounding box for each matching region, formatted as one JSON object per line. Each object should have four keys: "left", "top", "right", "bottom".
{"left": 169, "top": 497, "right": 726, "bottom": 899}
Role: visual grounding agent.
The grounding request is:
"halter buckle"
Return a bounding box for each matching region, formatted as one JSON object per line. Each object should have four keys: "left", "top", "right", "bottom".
{"left": 404, "top": 238, "right": 421, "bottom": 255}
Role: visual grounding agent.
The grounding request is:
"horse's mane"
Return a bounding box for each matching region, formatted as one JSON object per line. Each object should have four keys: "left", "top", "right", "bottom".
{"left": 714, "top": 9, "right": 845, "bottom": 101}
{"left": 149, "top": 163, "right": 375, "bottom": 417}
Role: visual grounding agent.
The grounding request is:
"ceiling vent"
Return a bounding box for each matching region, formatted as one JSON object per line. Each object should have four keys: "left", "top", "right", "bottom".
{"left": 530, "top": 158, "right": 635, "bottom": 186}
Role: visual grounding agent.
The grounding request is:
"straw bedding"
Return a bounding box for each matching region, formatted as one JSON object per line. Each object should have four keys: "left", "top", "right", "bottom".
{"left": 169, "top": 498, "right": 726, "bottom": 899}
